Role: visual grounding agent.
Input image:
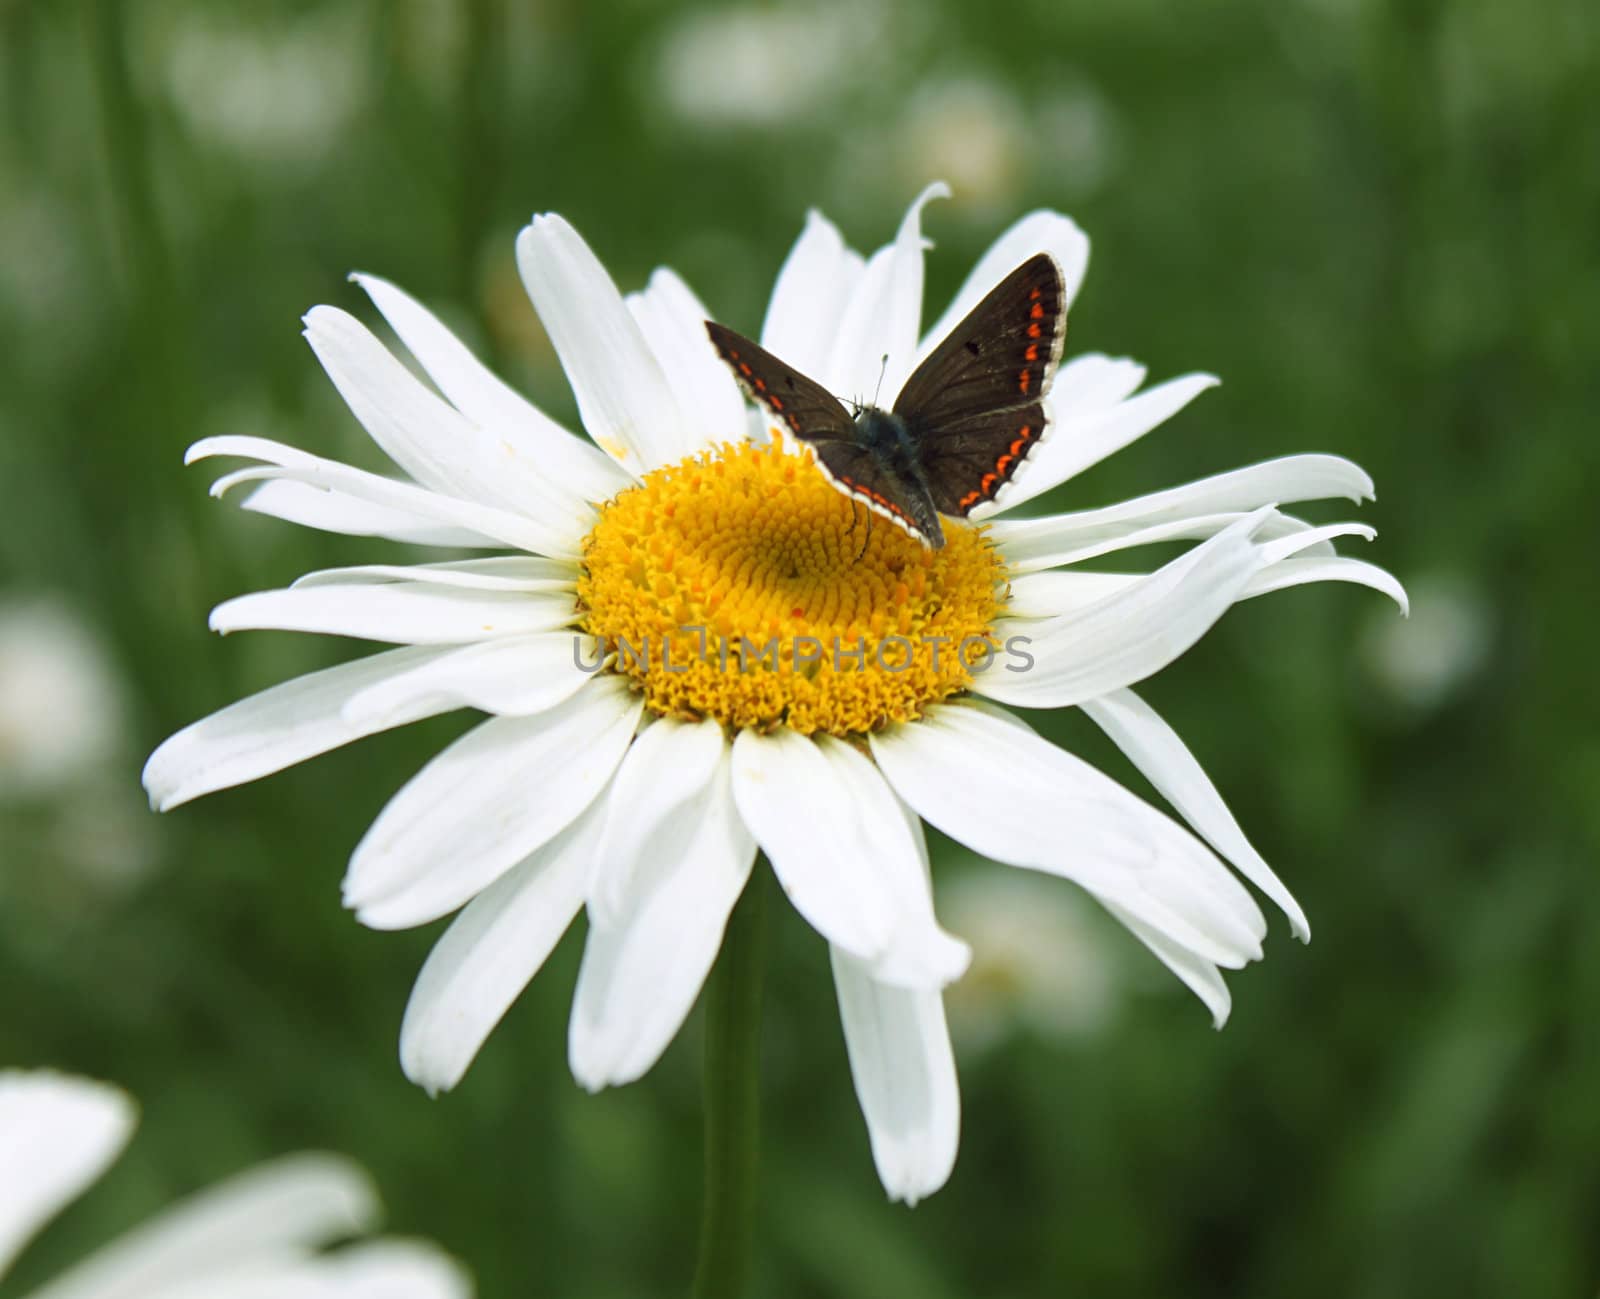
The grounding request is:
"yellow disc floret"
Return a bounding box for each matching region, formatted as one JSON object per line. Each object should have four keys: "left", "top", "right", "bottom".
{"left": 577, "top": 438, "right": 1007, "bottom": 736}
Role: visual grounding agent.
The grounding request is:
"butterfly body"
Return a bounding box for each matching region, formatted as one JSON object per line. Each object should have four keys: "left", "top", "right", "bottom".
{"left": 830, "top": 407, "right": 944, "bottom": 546}
{"left": 707, "top": 252, "right": 1067, "bottom": 549}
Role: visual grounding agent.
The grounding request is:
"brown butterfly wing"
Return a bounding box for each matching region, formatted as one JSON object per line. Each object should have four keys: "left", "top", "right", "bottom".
{"left": 892, "top": 253, "right": 1067, "bottom": 516}
{"left": 704, "top": 322, "right": 855, "bottom": 444}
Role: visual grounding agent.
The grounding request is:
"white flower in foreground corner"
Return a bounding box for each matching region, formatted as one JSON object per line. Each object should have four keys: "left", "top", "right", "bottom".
{"left": 143, "top": 182, "right": 1406, "bottom": 1205}
{"left": 0, "top": 1070, "right": 472, "bottom": 1299}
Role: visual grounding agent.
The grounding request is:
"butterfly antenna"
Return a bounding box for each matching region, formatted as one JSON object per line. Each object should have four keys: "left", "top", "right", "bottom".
{"left": 871, "top": 354, "right": 890, "bottom": 408}
{"left": 855, "top": 506, "right": 872, "bottom": 563}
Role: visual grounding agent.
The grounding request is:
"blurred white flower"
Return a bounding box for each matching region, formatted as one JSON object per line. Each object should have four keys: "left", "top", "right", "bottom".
{"left": 654, "top": 1, "right": 889, "bottom": 131}
{"left": 41, "top": 779, "right": 159, "bottom": 891}
{"left": 163, "top": 11, "right": 369, "bottom": 168}
{"left": 0, "top": 600, "right": 157, "bottom": 889}
{"left": 0, "top": 599, "right": 123, "bottom": 799}
{"left": 0, "top": 1070, "right": 472, "bottom": 1299}
{"left": 940, "top": 864, "right": 1123, "bottom": 1053}
{"left": 1361, "top": 572, "right": 1488, "bottom": 712}
{"left": 895, "top": 77, "right": 1027, "bottom": 213}
{"left": 835, "top": 73, "right": 1117, "bottom": 222}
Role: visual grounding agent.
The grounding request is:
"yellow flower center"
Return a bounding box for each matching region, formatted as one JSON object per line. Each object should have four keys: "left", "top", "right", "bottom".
{"left": 577, "top": 438, "right": 1007, "bottom": 736}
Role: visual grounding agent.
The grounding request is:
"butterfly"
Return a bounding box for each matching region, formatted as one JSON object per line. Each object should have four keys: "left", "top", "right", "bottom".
{"left": 705, "top": 252, "right": 1067, "bottom": 550}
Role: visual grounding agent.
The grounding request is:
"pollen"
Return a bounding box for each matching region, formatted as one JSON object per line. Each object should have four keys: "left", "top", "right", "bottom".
{"left": 577, "top": 438, "right": 1007, "bottom": 736}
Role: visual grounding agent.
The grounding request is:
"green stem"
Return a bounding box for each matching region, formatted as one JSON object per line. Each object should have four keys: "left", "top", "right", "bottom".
{"left": 690, "top": 865, "right": 769, "bottom": 1299}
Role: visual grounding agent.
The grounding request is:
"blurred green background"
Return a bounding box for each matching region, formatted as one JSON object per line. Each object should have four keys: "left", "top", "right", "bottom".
{"left": 3, "top": 0, "right": 1598, "bottom": 1295}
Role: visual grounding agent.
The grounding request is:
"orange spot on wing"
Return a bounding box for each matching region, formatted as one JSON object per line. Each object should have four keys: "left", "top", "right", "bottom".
{"left": 1025, "top": 344, "right": 1038, "bottom": 362}
{"left": 1030, "top": 303, "right": 1044, "bottom": 319}
{"left": 1027, "top": 323, "right": 1041, "bottom": 339}
{"left": 1018, "top": 370, "right": 1031, "bottom": 394}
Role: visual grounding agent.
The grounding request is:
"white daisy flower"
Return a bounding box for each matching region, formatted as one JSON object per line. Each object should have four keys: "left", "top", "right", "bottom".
{"left": 0, "top": 598, "right": 124, "bottom": 799}
{"left": 0, "top": 1070, "right": 471, "bottom": 1298}
{"left": 144, "top": 183, "right": 1405, "bottom": 1205}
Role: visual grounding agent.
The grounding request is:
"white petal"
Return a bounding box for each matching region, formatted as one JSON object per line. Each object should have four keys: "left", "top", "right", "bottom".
{"left": 760, "top": 209, "right": 865, "bottom": 378}
{"left": 989, "top": 453, "right": 1374, "bottom": 562}
{"left": 292, "top": 556, "right": 577, "bottom": 593}
{"left": 1035, "top": 372, "right": 1219, "bottom": 500}
{"left": 814, "top": 736, "right": 970, "bottom": 988}
{"left": 190, "top": 435, "right": 573, "bottom": 557}
{"left": 828, "top": 181, "right": 949, "bottom": 406}
{"left": 352, "top": 271, "right": 629, "bottom": 504}
{"left": 279, "top": 1239, "right": 473, "bottom": 1299}
{"left": 345, "top": 676, "right": 642, "bottom": 929}
{"left": 1102, "top": 901, "right": 1233, "bottom": 1028}
{"left": 1006, "top": 550, "right": 1409, "bottom": 621}
{"left": 586, "top": 717, "right": 727, "bottom": 927}
{"left": 729, "top": 729, "right": 967, "bottom": 987}
{"left": 240, "top": 480, "right": 497, "bottom": 548}
{"left": 1003, "top": 569, "right": 1140, "bottom": 619}
{"left": 108, "top": 1256, "right": 457, "bottom": 1299}
{"left": 917, "top": 209, "right": 1090, "bottom": 360}
{"left": 871, "top": 703, "right": 1266, "bottom": 969}
{"left": 978, "top": 512, "right": 1273, "bottom": 710}
{"left": 302, "top": 305, "right": 593, "bottom": 541}
{"left": 831, "top": 951, "right": 958, "bottom": 1206}
{"left": 341, "top": 633, "right": 598, "bottom": 726}
{"left": 731, "top": 728, "right": 892, "bottom": 966}
{"left": 130, "top": 1257, "right": 459, "bottom": 1299}
{"left": 0, "top": 1072, "right": 135, "bottom": 1281}
{"left": 209, "top": 584, "right": 576, "bottom": 645}
{"left": 570, "top": 748, "right": 756, "bottom": 1089}
{"left": 143, "top": 646, "right": 455, "bottom": 812}
{"left": 27, "top": 1154, "right": 378, "bottom": 1299}
{"left": 1080, "top": 688, "right": 1310, "bottom": 940}
{"left": 1243, "top": 555, "right": 1410, "bottom": 613}
{"left": 820, "top": 246, "right": 891, "bottom": 400}
{"left": 1257, "top": 520, "right": 1375, "bottom": 562}
{"left": 515, "top": 215, "right": 689, "bottom": 474}
{"left": 627, "top": 268, "right": 747, "bottom": 451}
{"left": 978, "top": 373, "right": 1219, "bottom": 516}
{"left": 400, "top": 798, "right": 606, "bottom": 1095}
{"left": 1049, "top": 353, "right": 1148, "bottom": 416}
{"left": 993, "top": 508, "right": 1312, "bottom": 575}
